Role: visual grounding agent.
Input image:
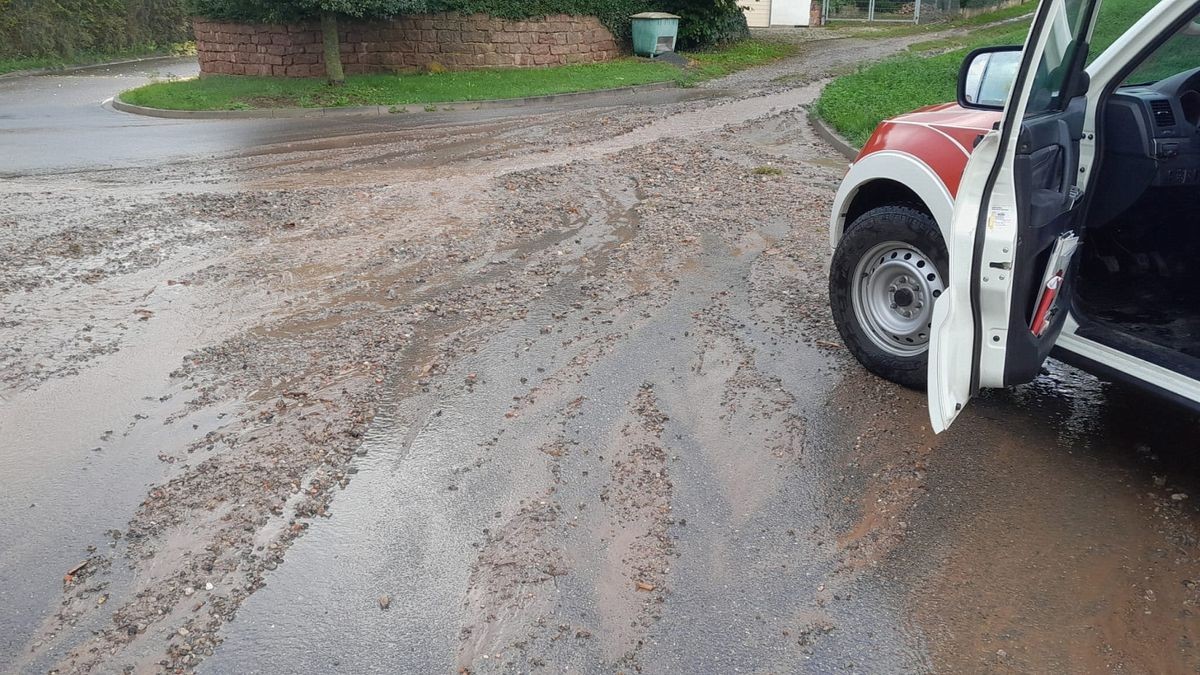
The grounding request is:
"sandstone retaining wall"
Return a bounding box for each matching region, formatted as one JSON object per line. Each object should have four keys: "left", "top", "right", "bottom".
{"left": 194, "top": 13, "right": 622, "bottom": 77}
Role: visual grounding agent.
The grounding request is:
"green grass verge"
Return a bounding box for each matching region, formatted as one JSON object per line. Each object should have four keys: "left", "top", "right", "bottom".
{"left": 119, "top": 39, "right": 798, "bottom": 112}
{"left": 0, "top": 42, "right": 195, "bottom": 76}
{"left": 816, "top": 0, "right": 1161, "bottom": 147}
{"left": 826, "top": 1, "right": 1036, "bottom": 40}
{"left": 679, "top": 39, "right": 798, "bottom": 83}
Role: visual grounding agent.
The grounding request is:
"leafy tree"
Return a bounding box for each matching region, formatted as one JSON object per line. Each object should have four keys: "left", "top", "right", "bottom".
{"left": 661, "top": 0, "right": 749, "bottom": 48}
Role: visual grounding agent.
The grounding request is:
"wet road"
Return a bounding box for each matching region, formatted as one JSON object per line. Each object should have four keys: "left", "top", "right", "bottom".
{"left": 3, "top": 31, "right": 1200, "bottom": 675}
{"left": 0, "top": 57, "right": 711, "bottom": 175}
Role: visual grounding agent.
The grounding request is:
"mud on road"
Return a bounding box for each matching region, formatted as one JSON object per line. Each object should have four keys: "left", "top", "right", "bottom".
{"left": 3, "top": 31, "right": 1200, "bottom": 675}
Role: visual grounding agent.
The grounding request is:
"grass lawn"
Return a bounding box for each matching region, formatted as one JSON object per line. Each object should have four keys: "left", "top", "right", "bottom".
{"left": 826, "top": 1, "right": 1037, "bottom": 40}
{"left": 0, "top": 42, "right": 195, "bottom": 76}
{"left": 816, "top": 0, "right": 1160, "bottom": 147}
{"left": 681, "top": 39, "right": 798, "bottom": 83}
{"left": 119, "top": 39, "right": 798, "bottom": 112}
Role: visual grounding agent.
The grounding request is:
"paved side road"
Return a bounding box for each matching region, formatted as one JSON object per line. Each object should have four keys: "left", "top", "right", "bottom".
{"left": 2, "top": 30, "right": 1199, "bottom": 675}
{"left": 0, "top": 57, "right": 710, "bottom": 176}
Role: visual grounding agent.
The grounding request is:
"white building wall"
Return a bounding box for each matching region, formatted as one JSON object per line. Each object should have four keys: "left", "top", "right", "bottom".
{"left": 742, "top": 0, "right": 773, "bottom": 27}
{"left": 770, "top": 0, "right": 812, "bottom": 25}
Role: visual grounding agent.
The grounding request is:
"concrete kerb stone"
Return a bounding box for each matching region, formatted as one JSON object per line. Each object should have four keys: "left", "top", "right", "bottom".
{"left": 807, "top": 101, "right": 860, "bottom": 160}
{"left": 110, "top": 79, "right": 680, "bottom": 120}
{"left": 0, "top": 54, "right": 187, "bottom": 81}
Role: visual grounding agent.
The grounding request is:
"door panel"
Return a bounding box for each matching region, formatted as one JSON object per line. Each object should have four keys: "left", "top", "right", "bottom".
{"left": 1002, "top": 102, "right": 1086, "bottom": 385}
{"left": 1028, "top": 143, "right": 1064, "bottom": 192}
{"left": 928, "top": 0, "right": 1100, "bottom": 432}
{"left": 743, "top": 0, "right": 772, "bottom": 28}
{"left": 770, "top": 0, "right": 811, "bottom": 25}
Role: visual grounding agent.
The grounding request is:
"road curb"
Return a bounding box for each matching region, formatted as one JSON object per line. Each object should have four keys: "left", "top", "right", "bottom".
{"left": 0, "top": 54, "right": 189, "bottom": 81}
{"left": 807, "top": 107, "right": 860, "bottom": 161}
{"left": 111, "top": 80, "right": 682, "bottom": 120}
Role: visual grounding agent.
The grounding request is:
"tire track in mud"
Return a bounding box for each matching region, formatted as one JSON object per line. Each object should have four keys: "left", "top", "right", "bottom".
{"left": 5, "top": 32, "right": 927, "bottom": 672}
{"left": 198, "top": 114, "right": 852, "bottom": 673}
{"left": 19, "top": 142, "right": 706, "bottom": 672}
{"left": 456, "top": 385, "right": 675, "bottom": 673}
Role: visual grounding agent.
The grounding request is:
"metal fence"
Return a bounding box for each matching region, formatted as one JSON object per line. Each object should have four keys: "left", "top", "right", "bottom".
{"left": 823, "top": 0, "right": 1026, "bottom": 24}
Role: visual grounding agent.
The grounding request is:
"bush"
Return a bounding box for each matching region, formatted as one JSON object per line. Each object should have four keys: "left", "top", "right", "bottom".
{"left": 187, "top": 0, "right": 749, "bottom": 48}
{"left": 663, "top": 0, "right": 749, "bottom": 48}
{"left": 0, "top": 0, "right": 192, "bottom": 58}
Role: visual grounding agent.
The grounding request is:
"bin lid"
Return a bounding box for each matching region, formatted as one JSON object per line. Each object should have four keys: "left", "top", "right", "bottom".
{"left": 631, "top": 12, "right": 680, "bottom": 19}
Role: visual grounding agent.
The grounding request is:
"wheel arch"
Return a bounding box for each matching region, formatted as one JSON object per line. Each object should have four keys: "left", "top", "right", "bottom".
{"left": 830, "top": 151, "right": 956, "bottom": 249}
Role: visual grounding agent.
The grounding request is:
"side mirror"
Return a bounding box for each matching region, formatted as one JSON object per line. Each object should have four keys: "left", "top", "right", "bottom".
{"left": 958, "top": 46, "right": 1023, "bottom": 110}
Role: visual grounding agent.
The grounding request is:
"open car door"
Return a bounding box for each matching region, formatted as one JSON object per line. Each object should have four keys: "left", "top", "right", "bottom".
{"left": 928, "top": 0, "right": 1101, "bottom": 432}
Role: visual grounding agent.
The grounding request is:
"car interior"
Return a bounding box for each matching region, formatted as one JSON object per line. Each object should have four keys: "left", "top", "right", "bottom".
{"left": 1074, "top": 50, "right": 1200, "bottom": 374}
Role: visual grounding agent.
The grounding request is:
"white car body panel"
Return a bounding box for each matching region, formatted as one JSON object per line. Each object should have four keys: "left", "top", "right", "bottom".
{"left": 1057, "top": 317, "right": 1200, "bottom": 403}
{"left": 928, "top": 130, "right": 1005, "bottom": 431}
{"left": 927, "top": 0, "right": 1059, "bottom": 431}
{"left": 828, "top": 150, "right": 957, "bottom": 249}
{"left": 931, "top": 0, "right": 1200, "bottom": 431}
{"left": 830, "top": 0, "right": 1200, "bottom": 430}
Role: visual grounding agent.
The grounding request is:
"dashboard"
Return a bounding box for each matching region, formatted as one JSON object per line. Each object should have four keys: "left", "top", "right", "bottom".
{"left": 1106, "top": 66, "right": 1200, "bottom": 187}
{"left": 1091, "top": 67, "right": 1200, "bottom": 224}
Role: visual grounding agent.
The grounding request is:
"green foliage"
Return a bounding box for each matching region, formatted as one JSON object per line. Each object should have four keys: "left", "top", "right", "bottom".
{"left": 187, "top": 0, "right": 749, "bottom": 48}
{"left": 118, "top": 37, "right": 789, "bottom": 111}
{"left": 184, "top": 0, "right": 428, "bottom": 23}
{"left": 653, "top": 0, "right": 749, "bottom": 48}
{"left": 120, "top": 58, "right": 682, "bottom": 109}
{"left": 0, "top": 0, "right": 191, "bottom": 59}
{"left": 0, "top": 42, "right": 195, "bottom": 75}
{"left": 1087, "top": 0, "right": 1161, "bottom": 61}
{"left": 817, "top": 51, "right": 963, "bottom": 146}
{"left": 680, "top": 38, "right": 796, "bottom": 84}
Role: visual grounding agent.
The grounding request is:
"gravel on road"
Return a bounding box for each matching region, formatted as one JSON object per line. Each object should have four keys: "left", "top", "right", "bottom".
{"left": 3, "top": 28, "right": 1200, "bottom": 675}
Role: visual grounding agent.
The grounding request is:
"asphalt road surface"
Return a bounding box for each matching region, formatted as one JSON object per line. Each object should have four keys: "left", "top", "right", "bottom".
{"left": 2, "top": 36, "right": 1200, "bottom": 675}
{"left": 0, "top": 57, "right": 708, "bottom": 176}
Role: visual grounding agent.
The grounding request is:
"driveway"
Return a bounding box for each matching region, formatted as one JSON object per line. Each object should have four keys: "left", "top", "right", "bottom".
{"left": 2, "top": 34, "right": 1199, "bottom": 675}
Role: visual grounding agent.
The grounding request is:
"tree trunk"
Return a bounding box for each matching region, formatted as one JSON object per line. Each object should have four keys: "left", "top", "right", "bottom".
{"left": 320, "top": 11, "right": 345, "bottom": 86}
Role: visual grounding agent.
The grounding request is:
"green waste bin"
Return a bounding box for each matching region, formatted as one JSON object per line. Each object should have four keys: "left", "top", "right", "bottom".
{"left": 631, "top": 12, "right": 681, "bottom": 57}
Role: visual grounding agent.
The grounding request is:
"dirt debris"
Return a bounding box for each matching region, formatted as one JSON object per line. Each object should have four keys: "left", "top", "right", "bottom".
{"left": 8, "top": 24, "right": 1200, "bottom": 675}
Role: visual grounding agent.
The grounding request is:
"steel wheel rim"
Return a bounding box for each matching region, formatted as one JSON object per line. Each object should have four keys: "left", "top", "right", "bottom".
{"left": 851, "top": 241, "right": 944, "bottom": 357}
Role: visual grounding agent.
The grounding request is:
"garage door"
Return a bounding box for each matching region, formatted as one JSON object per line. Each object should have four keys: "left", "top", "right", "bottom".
{"left": 742, "top": 0, "right": 772, "bottom": 27}
{"left": 770, "top": 0, "right": 811, "bottom": 25}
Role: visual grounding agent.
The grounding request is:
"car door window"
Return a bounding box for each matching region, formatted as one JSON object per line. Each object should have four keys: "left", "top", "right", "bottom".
{"left": 1123, "top": 16, "right": 1200, "bottom": 84}
{"left": 1088, "top": 0, "right": 1164, "bottom": 63}
{"left": 1026, "top": 0, "right": 1094, "bottom": 116}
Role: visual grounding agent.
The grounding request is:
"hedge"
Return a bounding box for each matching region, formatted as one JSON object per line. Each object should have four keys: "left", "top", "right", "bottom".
{"left": 186, "top": 0, "right": 749, "bottom": 48}
{"left": 0, "top": 0, "right": 192, "bottom": 59}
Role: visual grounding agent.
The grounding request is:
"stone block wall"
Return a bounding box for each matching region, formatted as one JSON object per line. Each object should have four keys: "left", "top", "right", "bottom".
{"left": 194, "top": 13, "right": 622, "bottom": 77}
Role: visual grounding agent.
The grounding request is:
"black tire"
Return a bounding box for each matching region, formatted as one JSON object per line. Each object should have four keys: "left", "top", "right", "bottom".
{"left": 829, "top": 205, "right": 949, "bottom": 390}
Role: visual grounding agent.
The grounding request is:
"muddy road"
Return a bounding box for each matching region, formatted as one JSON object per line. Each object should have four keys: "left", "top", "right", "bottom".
{"left": 3, "top": 29, "right": 1200, "bottom": 675}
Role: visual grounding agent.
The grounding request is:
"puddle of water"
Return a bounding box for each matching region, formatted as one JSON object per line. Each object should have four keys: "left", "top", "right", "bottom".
{"left": 0, "top": 249, "right": 260, "bottom": 667}
{"left": 860, "top": 360, "right": 1200, "bottom": 672}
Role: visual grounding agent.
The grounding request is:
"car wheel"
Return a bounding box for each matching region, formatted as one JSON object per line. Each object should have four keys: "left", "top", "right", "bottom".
{"left": 829, "top": 205, "right": 949, "bottom": 390}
